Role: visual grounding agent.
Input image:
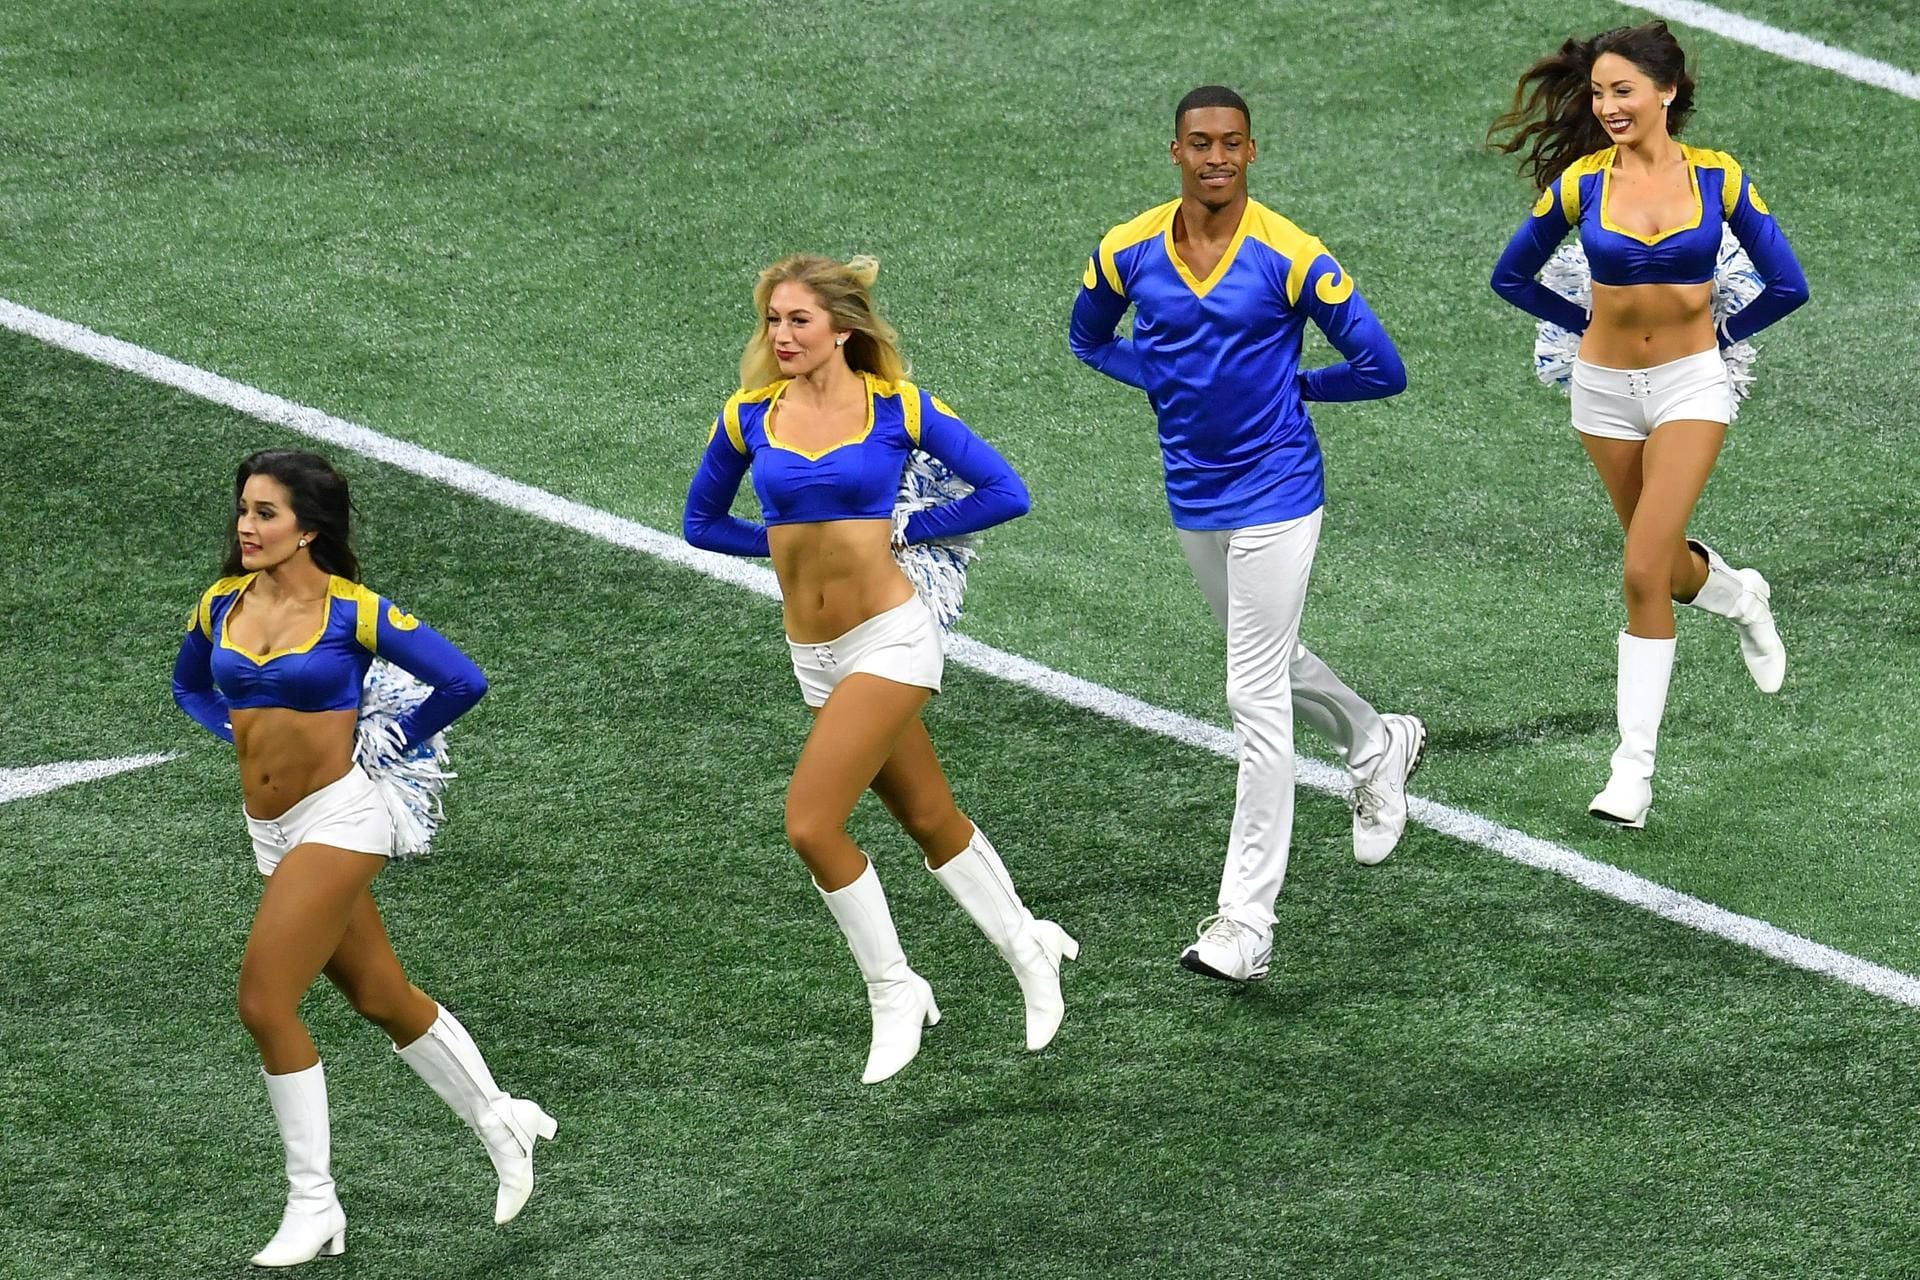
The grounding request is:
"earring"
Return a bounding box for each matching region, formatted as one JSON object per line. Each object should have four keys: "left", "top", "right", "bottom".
{"left": 1661, "top": 97, "right": 1673, "bottom": 106}
{"left": 835, "top": 336, "right": 847, "bottom": 348}
{"left": 297, "top": 538, "right": 309, "bottom": 547}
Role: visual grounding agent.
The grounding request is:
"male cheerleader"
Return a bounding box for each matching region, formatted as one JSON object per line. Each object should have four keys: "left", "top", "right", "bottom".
{"left": 1069, "top": 85, "right": 1425, "bottom": 982}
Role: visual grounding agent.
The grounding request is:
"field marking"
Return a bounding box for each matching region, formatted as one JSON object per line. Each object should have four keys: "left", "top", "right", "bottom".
{"left": 1628, "top": 0, "right": 1920, "bottom": 101}
{"left": 1, "top": 754, "right": 180, "bottom": 806}
{"left": 5, "top": 294, "right": 1918, "bottom": 1012}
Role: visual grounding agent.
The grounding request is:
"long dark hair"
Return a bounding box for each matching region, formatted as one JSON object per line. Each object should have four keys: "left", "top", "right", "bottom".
{"left": 1488, "top": 20, "right": 1696, "bottom": 190}
{"left": 222, "top": 448, "right": 359, "bottom": 580}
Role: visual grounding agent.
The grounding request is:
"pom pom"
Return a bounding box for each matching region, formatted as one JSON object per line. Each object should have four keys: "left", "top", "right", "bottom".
{"left": 1532, "top": 226, "right": 1762, "bottom": 420}
{"left": 354, "top": 660, "right": 455, "bottom": 857}
{"left": 891, "top": 449, "right": 978, "bottom": 631}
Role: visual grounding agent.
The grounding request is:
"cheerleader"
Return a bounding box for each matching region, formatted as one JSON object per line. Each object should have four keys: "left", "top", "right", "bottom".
{"left": 684, "top": 253, "right": 1073, "bottom": 1084}
{"left": 172, "top": 449, "right": 553, "bottom": 1266}
{"left": 1488, "top": 21, "right": 1809, "bottom": 827}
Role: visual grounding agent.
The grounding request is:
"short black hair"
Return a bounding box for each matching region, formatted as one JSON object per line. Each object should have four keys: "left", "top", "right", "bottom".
{"left": 1175, "top": 85, "right": 1251, "bottom": 135}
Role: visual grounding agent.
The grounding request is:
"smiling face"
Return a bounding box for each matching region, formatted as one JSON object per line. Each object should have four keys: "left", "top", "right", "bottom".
{"left": 235, "top": 473, "right": 309, "bottom": 570}
{"left": 765, "top": 279, "right": 846, "bottom": 379}
{"left": 1171, "top": 105, "right": 1255, "bottom": 212}
{"left": 1590, "top": 51, "right": 1671, "bottom": 147}
{"left": 764, "top": 282, "right": 848, "bottom": 378}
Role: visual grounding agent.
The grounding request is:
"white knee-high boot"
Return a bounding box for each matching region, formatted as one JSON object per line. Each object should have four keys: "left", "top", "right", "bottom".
{"left": 252, "top": 1061, "right": 346, "bottom": 1268}
{"left": 929, "top": 826, "right": 1077, "bottom": 1052}
{"left": 817, "top": 860, "right": 939, "bottom": 1084}
{"left": 1684, "top": 539, "right": 1785, "bottom": 692}
{"left": 1590, "top": 632, "right": 1676, "bottom": 828}
{"left": 396, "top": 1005, "right": 557, "bottom": 1224}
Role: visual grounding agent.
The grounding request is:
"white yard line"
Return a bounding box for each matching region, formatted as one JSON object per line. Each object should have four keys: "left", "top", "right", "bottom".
{"left": 1628, "top": 0, "right": 1920, "bottom": 101}
{"left": 6, "top": 294, "right": 1916, "bottom": 1009}
{"left": 1, "top": 754, "right": 179, "bottom": 805}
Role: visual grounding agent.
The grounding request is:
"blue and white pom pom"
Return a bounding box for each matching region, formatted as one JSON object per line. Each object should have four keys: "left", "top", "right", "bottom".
{"left": 1533, "top": 226, "right": 1765, "bottom": 418}
{"left": 892, "top": 450, "right": 978, "bottom": 632}
{"left": 354, "top": 660, "right": 454, "bottom": 857}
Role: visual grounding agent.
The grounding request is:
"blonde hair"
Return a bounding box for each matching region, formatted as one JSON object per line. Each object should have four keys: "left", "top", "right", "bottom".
{"left": 739, "top": 254, "right": 908, "bottom": 391}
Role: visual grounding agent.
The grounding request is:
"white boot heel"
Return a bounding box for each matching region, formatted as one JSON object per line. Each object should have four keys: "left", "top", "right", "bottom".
{"left": 251, "top": 1209, "right": 346, "bottom": 1268}
{"left": 484, "top": 1098, "right": 559, "bottom": 1225}
{"left": 1018, "top": 920, "right": 1078, "bottom": 1052}
{"left": 1686, "top": 541, "right": 1786, "bottom": 692}
{"left": 396, "top": 1006, "right": 556, "bottom": 1225}
{"left": 252, "top": 1062, "right": 346, "bottom": 1268}
{"left": 1590, "top": 632, "right": 1674, "bottom": 829}
{"left": 819, "top": 864, "right": 937, "bottom": 1085}
{"left": 1038, "top": 921, "right": 1080, "bottom": 965}
{"left": 929, "top": 829, "right": 1077, "bottom": 1054}
{"left": 863, "top": 972, "right": 939, "bottom": 1084}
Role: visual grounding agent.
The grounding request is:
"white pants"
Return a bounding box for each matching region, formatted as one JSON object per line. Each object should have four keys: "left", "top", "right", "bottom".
{"left": 1177, "top": 509, "right": 1387, "bottom": 931}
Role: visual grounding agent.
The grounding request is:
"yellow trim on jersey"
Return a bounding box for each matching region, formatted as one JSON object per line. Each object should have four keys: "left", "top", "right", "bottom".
{"left": 331, "top": 579, "right": 382, "bottom": 652}
{"left": 900, "top": 380, "right": 924, "bottom": 446}
{"left": 220, "top": 574, "right": 340, "bottom": 665}
{"left": 1095, "top": 200, "right": 1177, "bottom": 297}
{"left": 1747, "top": 183, "right": 1769, "bottom": 216}
{"left": 193, "top": 574, "right": 252, "bottom": 637}
{"left": 1599, "top": 145, "right": 1702, "bottom": 245}
{"left": 721, "top": 383, "right": 782, "bottom": 454}
{"left": 1163, "top": 202, "right": 1253, "bottom": 299}
{"left": 1532, "top": 187, "right": 1555, "bottom": 219}
{"left": 1241, "top": 203, "right": 1330, "bottom": 308}
{"left": 1557, "top": 150, "right": 1613, "bottom": 224}
{"left": 763, "top": 372, "right": 882, "bottom": 460}
{"left": 1683, "top": 145, "right": 1746, "bottom": 218}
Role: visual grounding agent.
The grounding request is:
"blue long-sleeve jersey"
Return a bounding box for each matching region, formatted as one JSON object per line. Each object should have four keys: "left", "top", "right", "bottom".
{"left": 1070, "top": 197, "right": 1406, "bottom": 532}
{"left": 172, "top": 575, "right": 487, "bottom": 748}
{"left": 683, "top": 372, "right": 1029, "bottom": 557}
{"left": 1491, "top": 144, "right": 1809, "bottom": 343}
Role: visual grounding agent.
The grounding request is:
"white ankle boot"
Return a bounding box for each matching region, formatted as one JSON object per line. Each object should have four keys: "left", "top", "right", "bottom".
{"left": 252, "top": 1061, "right": 347, "bottom": 1268}
{"left": 1589, "top": 631, "right": 1676, "bottom": 828}
{"left": 397, "top": 1005, "right": 557, "bottom": 1224}
{"left": 818, "top": 861, "right": 939, "bottom": 1084}
{"left": 1685, "top": 539, "right": 1785, "bottom": 692}
{"left": 930, "top": 827, "right": 1077, "bottom": 1052}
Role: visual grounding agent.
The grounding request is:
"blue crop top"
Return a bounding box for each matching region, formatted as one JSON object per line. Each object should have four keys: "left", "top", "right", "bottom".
{"left": 682, "top": 372, "right": 1031, "bottom": 558}
{"left": 1491, "top": 144, "right": 1809, "bottom": 343}
{"left": 172, "top": 574, "right": 488, "bottom": 747}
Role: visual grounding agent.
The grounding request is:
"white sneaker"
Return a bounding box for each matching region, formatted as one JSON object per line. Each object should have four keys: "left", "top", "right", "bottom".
{"left": 1349, "top": 714, "right": 1427, "bottom": 866}
{"left": 1179, "top": 914, "right": 1271, "bottom": 982}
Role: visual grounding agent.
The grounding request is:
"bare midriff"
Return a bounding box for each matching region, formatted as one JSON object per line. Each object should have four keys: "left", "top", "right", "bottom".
{"left": 769, "top": 519, "right": 915, "bottom": 644}
{"left": 1581, "top": 280, "right": 1715, "bottom": 368}
{"left": 233, "top": 706, "right": 358, "bottom": 820}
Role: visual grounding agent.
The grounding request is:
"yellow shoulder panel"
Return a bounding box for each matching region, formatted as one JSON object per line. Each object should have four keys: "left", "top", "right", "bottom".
{"left": 1685, "top": 146, "right": 1745, "bottom": 216}
{"left": 193, "top": 574, "right": 252, "bottom": 636}
{"left": 331, "top": 578, "right": 381, "bottom": 651}
{"left": 896, "top": 379, "right": 924, "bottom": 446}
{"left": 1559, "top": 149, "right": 1614, "bottom": 224}
{"left": 1096, "top": 200, "right": 1178, "bottom": 295}
{"left": 1244, "top": 203, "right": 1328, "bottom": 307}
{"left": 722, "top": 382, "right": 784, "bottom": 454}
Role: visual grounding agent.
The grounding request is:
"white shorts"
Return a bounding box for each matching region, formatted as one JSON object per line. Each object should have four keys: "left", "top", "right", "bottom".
{"left": 245, "top": 765, "right": 393, "bottom": 876}
{"left": 787, "top": 595, "right": 943, "bottom": 710}
{"left": 1571, "top": 348, "right": 1733, "bottom": 440}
